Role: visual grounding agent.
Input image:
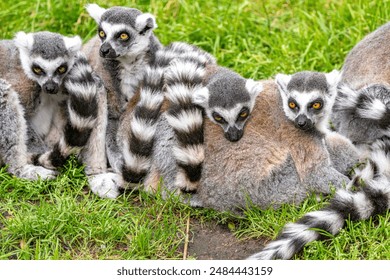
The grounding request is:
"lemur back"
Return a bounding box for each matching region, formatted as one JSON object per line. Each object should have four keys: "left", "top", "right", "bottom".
{"left": 0, "top": 31, "right": 101, "bottom": 180}
{"left": 81, "top": 4, "right": 163, "bottom": 198}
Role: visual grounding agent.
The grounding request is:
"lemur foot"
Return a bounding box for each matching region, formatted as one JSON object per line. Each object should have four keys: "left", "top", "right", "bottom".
{"left": 12, "top": 165, "right": 57, "bottom": 180}
{"left": 88, "top": 172, "right": 123, "bottom": 199}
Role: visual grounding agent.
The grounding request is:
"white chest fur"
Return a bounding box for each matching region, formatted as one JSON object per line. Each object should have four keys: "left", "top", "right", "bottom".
{"left": 118, "top": 55, "right": 148, "bottom": 103}
{"left": 31, "top": 93, "right": 66, "bottom": 138}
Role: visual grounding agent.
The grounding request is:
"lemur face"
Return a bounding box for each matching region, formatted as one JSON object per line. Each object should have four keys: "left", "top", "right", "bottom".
{"left": 192, "top": 74, "right": 263, "bottom": 142}
{"left": 86, "top": 4, "right": 157, "bottom": 60}
{"left": 276, "top": 70, "right": 341, "bottom": 132}
{"left": 14, "top": 31, "right": 81, "bottom": 95}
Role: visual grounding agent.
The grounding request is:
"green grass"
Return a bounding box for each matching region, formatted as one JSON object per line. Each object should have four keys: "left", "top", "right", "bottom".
{"left": 0, "top": 0, "right": 390, "bottom": 260}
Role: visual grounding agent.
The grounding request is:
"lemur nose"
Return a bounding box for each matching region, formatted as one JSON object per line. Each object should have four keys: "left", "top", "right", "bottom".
{"left": 43, "top": 82, "right": 59, "bottom": 94}
{"left": 100, "top": 48, "right": 109, "bottom": 56}
{"left": 100, "top": 43, "right": 112, "bottom": 57}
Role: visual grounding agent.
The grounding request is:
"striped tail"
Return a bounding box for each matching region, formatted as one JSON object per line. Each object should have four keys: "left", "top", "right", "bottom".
{"left": 336, "top": 84, "right": 390, "bottom": 128}
{"left": 121, "top": 63, "right": 165, "bottom": 184}
{"left": 164, "top": 45, "right": 215, "bottom": 193}
{"left": 33, "top": 53, "right": 100, "bottom": 169}
{"left": 120, "top": 42, "right": 215, "bottom": 187}
{"left": 248, "top": 156, "right": 390, "bottom": 260}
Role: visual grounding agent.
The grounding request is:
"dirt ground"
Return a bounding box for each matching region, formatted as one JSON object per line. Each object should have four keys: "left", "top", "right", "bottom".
{"left": 184, "top": 220, "right": 266, "bottom": 260}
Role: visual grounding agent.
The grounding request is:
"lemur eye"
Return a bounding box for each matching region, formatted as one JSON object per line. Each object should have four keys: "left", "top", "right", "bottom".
{"left": 57, "top": 66, "right": 67, "bottom": 74}
{"left": 120, "top": 33, "right": 129, "bottom": 41}
{"left": 99, "top": 30, "right": 106, "bottom": 38}
{"left": 32, "top": 66, "right": 43, "bottom": 75}
{"left": 289, "top": 102, "right": 297, "bottom": 109}
{"left": 213, "top": 113, "right": 224, "bottom": 123}
{"left": 312, "top": 102, "right": 322, "bottom": 109}
{"left": 237, "top": 108, "right": 250, "bottom": 121}
{"left": 240, "top": 111, "right": 248, "bottom": 118}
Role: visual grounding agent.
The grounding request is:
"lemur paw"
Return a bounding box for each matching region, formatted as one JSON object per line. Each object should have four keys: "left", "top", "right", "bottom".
{"left": 13, "top": 165, "right": 57, "bottom": 180}
{"left": 88, "top": 173, "right": 123, "bottom": 199}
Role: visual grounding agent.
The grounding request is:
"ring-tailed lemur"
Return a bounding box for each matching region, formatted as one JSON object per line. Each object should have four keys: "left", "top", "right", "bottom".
{"left": 118, "top": 42, "right": 263, "bottom": 193}
{"left": 82, "top": 4, "right": 163, "bottom": 198}
{"left": 0, "top": 31, "right": 101, "bottom": 180}
{"left": 276, "top": 70, "right": 360, "bottom": 173}
{"left": 249, "top": 22, "right": 390, "bottom": 260}
{"left": 276, "top": 70, "right": 339, "bottom": 133}
{"left": 245, "top": 71, "right": 378, "bottom": 260}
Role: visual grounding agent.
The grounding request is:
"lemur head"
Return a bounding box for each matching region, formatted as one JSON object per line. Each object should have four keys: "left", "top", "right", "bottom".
{"left": 14, "top": 31, "right": 81, "bottom": 95}
{"left": 86, "top": 4, "right": 157, "bottom": 60}
{"left": 276, "top": 70, "right": 341, "bottom": 133}
{"left": 192, "top": 68, "right": 263, "bottom": 142}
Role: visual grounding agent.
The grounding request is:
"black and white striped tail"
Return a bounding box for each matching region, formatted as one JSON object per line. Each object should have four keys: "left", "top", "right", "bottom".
{"left": 33, "top": 53, "right": 100, "bottom": 169}
{"left": 248, "top": 157, "right": 390, "bottom": 260}
{"left": 121, "top": 64, "right": 165, "bottom": 184}
{"left": 164, "top": 45, "right": 215, "bottom": 193}
{"left": 336, "top": 84, "right": 390, "bottom": 128}
{"left": 121, "top": 42, "right": 216, "bottom": 187}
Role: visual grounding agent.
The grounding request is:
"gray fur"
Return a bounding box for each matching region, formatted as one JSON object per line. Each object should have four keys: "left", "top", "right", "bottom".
{"left": 206, "top": 68, "right": 250, "bottom": 108}
{"left": 32, "top": 32, "right": 69, "bottom": 60}
{"left": 0, "top": 79, "right": 56, "bottom": 180}
{"left": 287, "top": 71, "right": 329, "bottom": 93}
{"left": 101, "top": 7, "right": 141, "bottom": 26}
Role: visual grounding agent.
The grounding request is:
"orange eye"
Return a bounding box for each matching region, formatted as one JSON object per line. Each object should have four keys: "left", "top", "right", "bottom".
{"left": 99, "top": 30, "right": 106, "bottom": 38}
{"left": 120, "top": 33, "right": 129, "bottom": 40}
{"left": 312, "top": 102, "right": 322, "bottom": 109}
{"left": 289, "top": 102, "right": 296, "bottom": 109}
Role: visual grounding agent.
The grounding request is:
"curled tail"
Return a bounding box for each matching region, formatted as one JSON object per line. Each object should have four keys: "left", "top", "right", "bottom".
{"left": 164, "top": 43, "right": 216, "bottom": 193}
{"left": 248, "top": 157, "right": 390, "bottom": 260}
{"left": 33, "top": 53, "right": 100, "bottom": 168}
{"left": 336, "top": 84, "right": 390, "bottom": 128}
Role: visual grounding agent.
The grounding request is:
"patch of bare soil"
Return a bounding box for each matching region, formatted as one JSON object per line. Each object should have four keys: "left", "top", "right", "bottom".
{"left": 183, "top": 220, "right": 267, "bottom": 260}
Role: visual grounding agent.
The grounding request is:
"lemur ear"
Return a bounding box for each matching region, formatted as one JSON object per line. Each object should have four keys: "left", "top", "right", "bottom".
{"left": 86, "top": 3, "right": 106, "bottom": 23}
{"left": 325, "top": 70, "right": 342, "bottom": 89}
{"left": 136, "top": 13, "right": 157, "bottom": 35}
{"left": 64, "top": 35, "right": 82, "bottom": 54}
{"left": 192, "top": 87, "right": 210, "bottom": 108}
{"left": 245, "top": 79, "right": 263, "bottom": 99}
{"left": 14, "top": 31, "right": 34, "bottom": 53}
{"left": 275, "top": 73, "right": 292, "bottom": 95}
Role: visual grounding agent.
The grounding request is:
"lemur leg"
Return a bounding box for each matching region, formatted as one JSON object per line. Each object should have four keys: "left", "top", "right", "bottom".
{"left": 82, "top": 87, "right": 123, "bottom": 199}
{"left": 106, "top": 118, "right": 122, "bottom": 174}
{"left": 33, "top": 54, "right": 99, "bottom": 170}
{"left": 164, "top": 58, "right": 206, "bottom": 193}
{"left": 0, "top": 79, "right": 56, "bottom": 180}
{"left": 120, "top": 64, "right": 165, "bottom": 185}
